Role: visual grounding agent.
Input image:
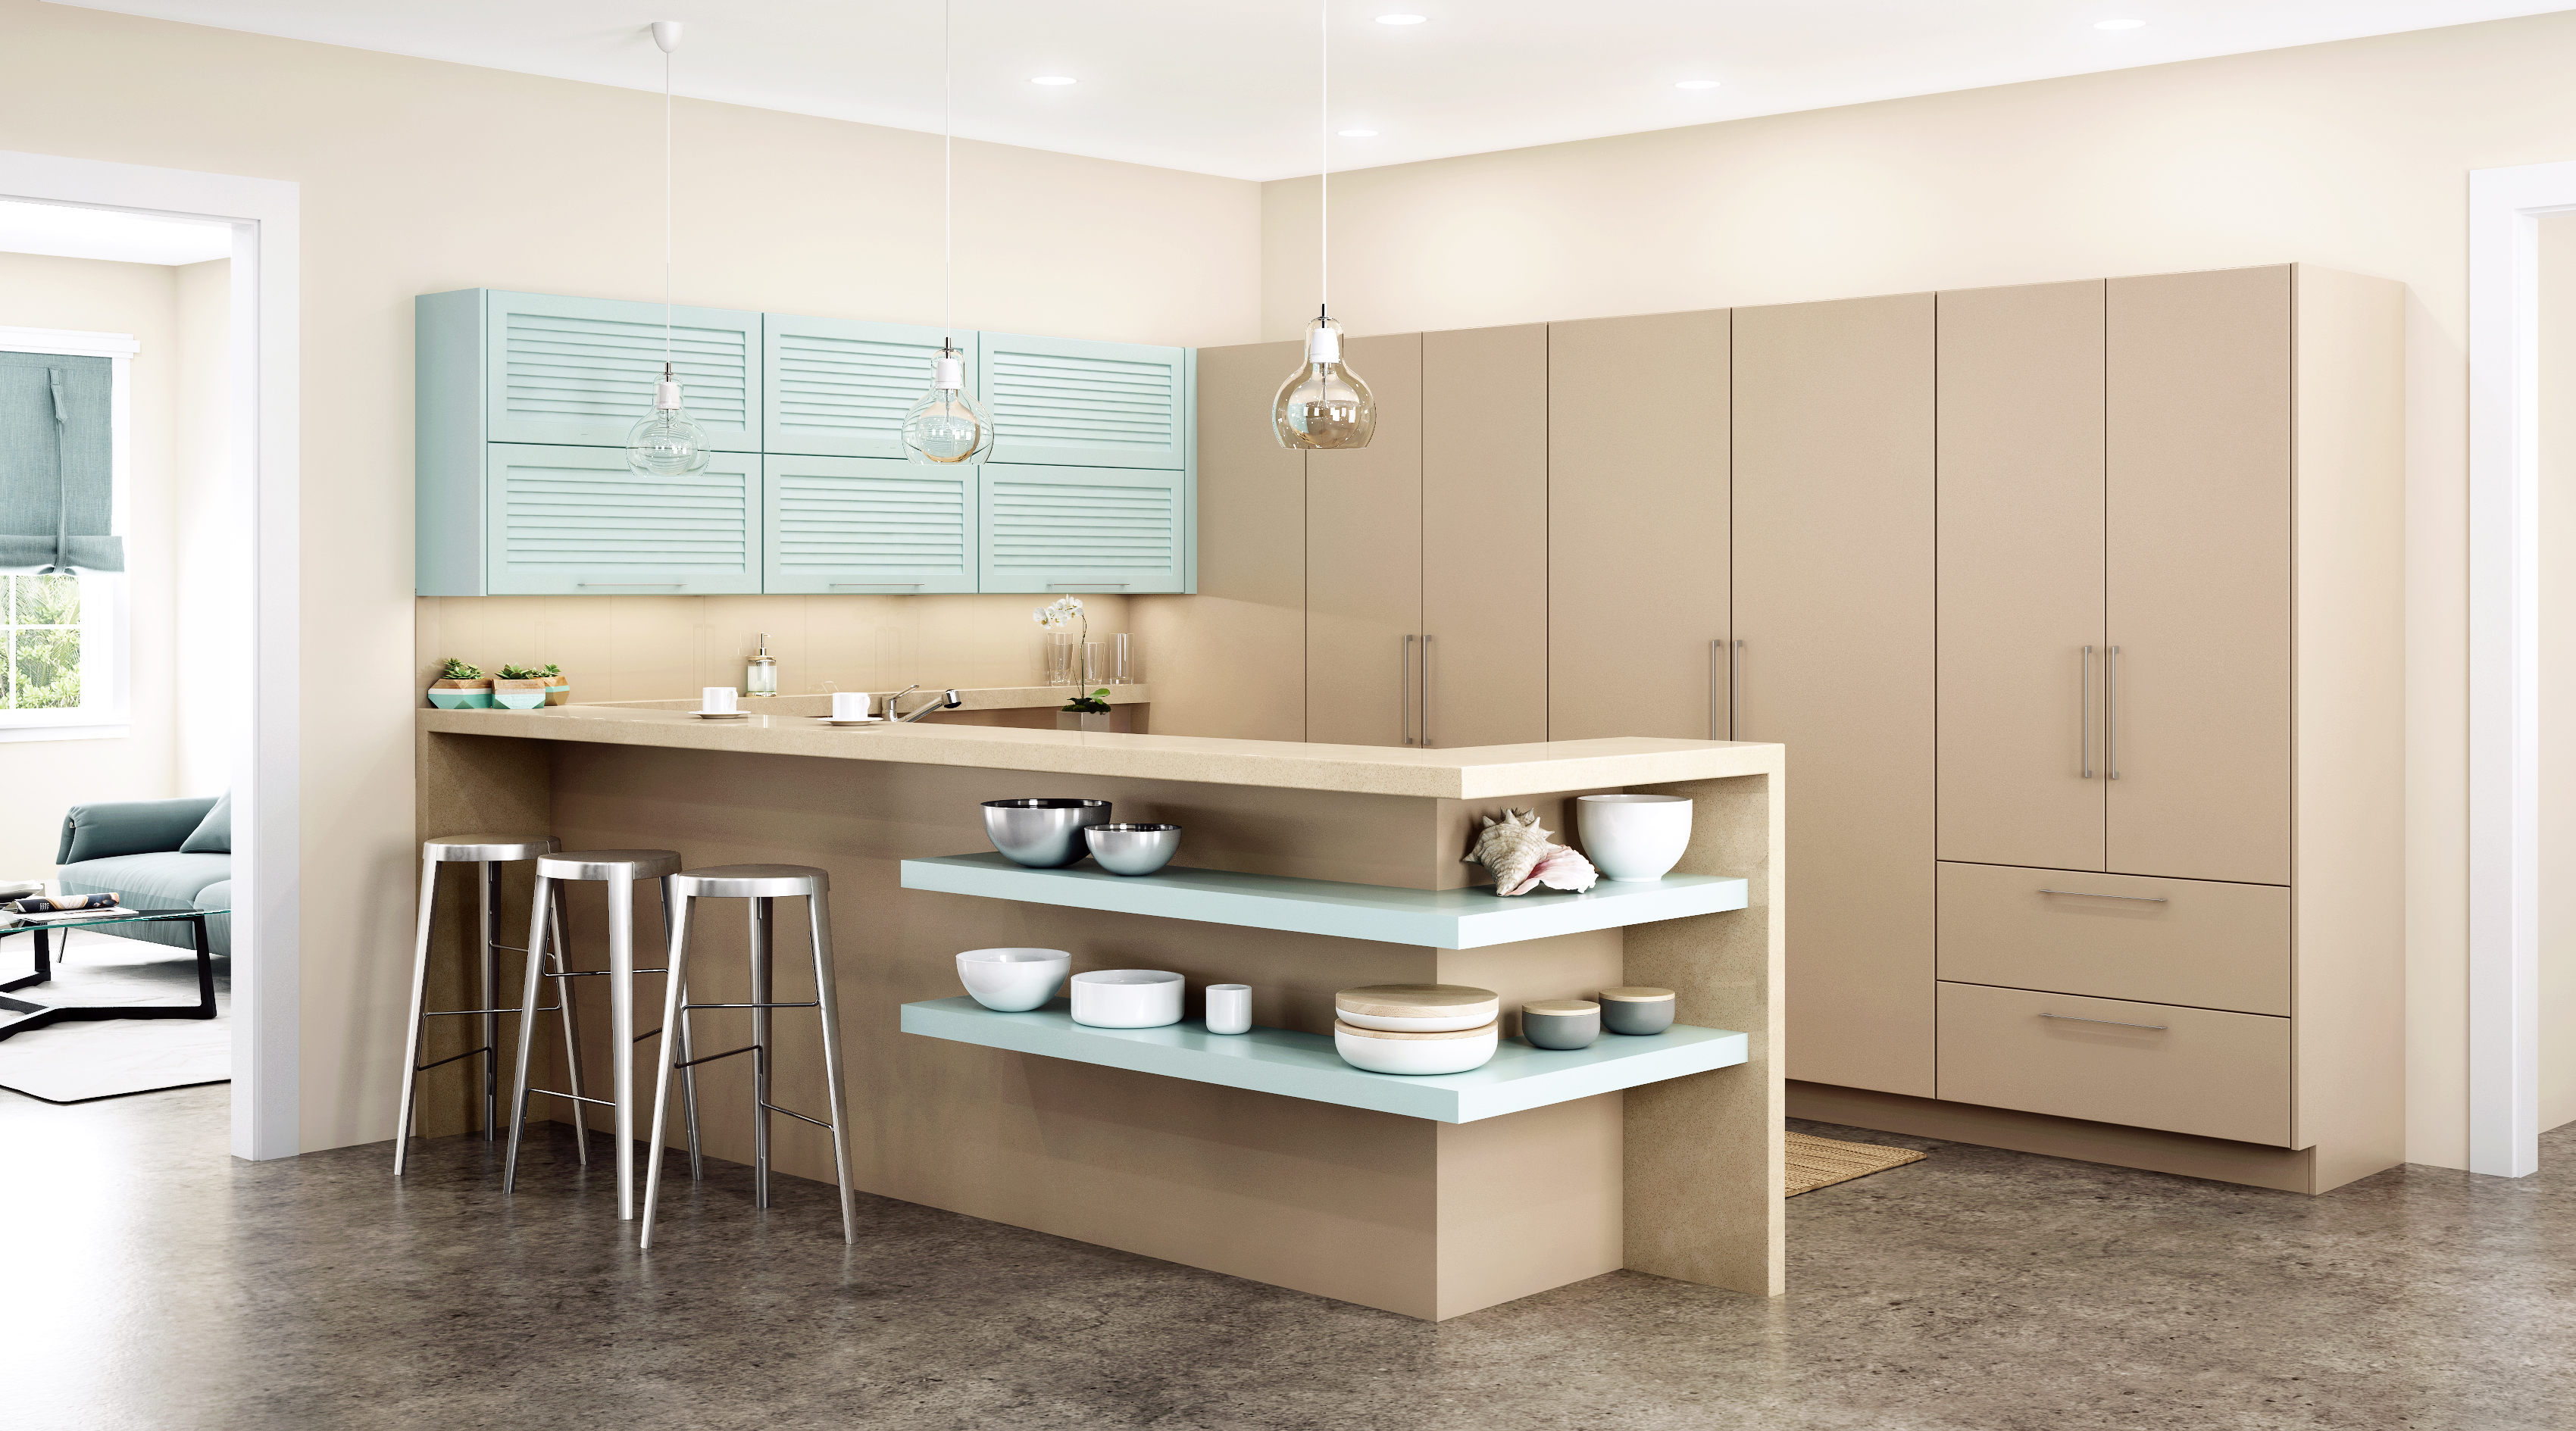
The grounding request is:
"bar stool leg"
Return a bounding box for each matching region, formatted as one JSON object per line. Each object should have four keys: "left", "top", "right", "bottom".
{"left": 479, "top": 861, "right": 503, "bottom": 1141}
{"left": 393, "top": 852, "right": 440, "bottom": 1176}
{"left": 547, "top": 881, "right": 589, "bottom": 1167}
{"left": 666, "top": 876, "right": 704, "bottom": 1183}
{"left": 608, "top": 870, "right": 641, "bottom": 1220}
{"left": 638, "top": 892, "right": 697, "bottom": 1250}
{"left": 502, "top": 872, "right": 555, "bottom": 1194}
{"left": 750, "top": 895, "right": 774, "bottom": 1210}
{"left": 809, "top": 891, "right": 858, "bottom": 1244}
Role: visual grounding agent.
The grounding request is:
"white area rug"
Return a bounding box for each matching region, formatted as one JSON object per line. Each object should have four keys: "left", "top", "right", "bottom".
{"left": 0, "top": 932, "right": 229, "bottom": 1102}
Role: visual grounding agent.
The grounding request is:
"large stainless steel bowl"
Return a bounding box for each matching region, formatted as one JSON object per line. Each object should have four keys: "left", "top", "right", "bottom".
{"left": 1083, "top": 823, "right": 1183, "bottom": 876}
{"left": 982, "top": 798, "right": 1112, "bottom": 867}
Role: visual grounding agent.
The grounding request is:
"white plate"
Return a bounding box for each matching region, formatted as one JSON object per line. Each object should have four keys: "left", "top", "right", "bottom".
{"left": 693, "top": 711, "right": 751, "bottom": 720}
{"left": 818, "top": 717, "right": 882, "bottom": 727}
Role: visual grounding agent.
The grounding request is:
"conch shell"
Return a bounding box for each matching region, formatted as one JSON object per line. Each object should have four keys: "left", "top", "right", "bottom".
{"left": 1462, "top": 808, "right": 1599, "bottom": 896}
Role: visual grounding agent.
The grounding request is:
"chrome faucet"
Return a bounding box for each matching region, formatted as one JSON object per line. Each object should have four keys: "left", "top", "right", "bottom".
{"left": 884, "top": 685, "right": 962, "bottom": 723}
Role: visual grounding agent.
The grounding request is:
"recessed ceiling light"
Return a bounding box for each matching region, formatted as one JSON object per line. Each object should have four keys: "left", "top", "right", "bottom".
{"left": 2093, "top": 18, "right": 2146, "bottom": 30}
{"left": 1674, "top": 80, "right": 1721, "bottom": 90}
{"left": 1340, "top": 129, "right": 1380, "bottom": 137}
{"left": 1376, "top": 14, "right": 1428, "bottom": 24}
{"left": 1030, "top": 75, "right": 1077, "bottom": 86}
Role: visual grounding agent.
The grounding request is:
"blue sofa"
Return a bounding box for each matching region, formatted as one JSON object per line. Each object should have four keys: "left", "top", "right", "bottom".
{"left": 54, "top": 795, "right": 231, "bottom": 957}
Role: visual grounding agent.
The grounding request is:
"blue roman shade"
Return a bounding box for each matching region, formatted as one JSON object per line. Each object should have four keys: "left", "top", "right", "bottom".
{"left": 0, "top": 350, "right": 121, "bottom": 573}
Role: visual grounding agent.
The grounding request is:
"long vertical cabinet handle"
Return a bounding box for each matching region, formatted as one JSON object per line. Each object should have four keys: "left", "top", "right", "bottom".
{"left": 1402, "top": 633, "right": 1417, "bottom": 746}
{"left": 1731, "top": 640, "right": 1746, "bottom": 740}
{"left": 1421, "top": 634, "right": 1435, "bottom": 748}
{"left": 2104, "top": 645, "right": 2121, "bottom": 780}
{"left": 2080, "top": 646, "right": 2096, "bottom": 779}
{"left": 1708, "top": 640, "right": 1721, "bottom": 740}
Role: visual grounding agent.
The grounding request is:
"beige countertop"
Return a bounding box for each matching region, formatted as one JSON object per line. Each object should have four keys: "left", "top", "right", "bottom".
{"left": 584, "top": 685, "right": 1150, "bottom": 714}
{"left": 419, "top": 702, "right": 1780, "bottom": 798}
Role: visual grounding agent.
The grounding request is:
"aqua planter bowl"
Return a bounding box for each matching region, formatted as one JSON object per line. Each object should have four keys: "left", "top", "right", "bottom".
{"left": 491, "top": 681, "right": 550, "bottom": 711}
{"left": 427, "top": 684, "right": 495, "bottom": 710}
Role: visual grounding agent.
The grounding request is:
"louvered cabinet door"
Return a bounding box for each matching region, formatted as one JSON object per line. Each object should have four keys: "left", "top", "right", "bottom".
{"left": 977, "top": 334, "right": 1190, "bottom": 469}
{"left": 977, "top": 464, "right": 1186, "bottom": 594}
{"left": 764, "top": 315, "right": 960, "bottom": 458}
{"left": 485, "top": 443, "right": 762, "bottom": 594}
{"left": 764, "top": 455, "right": 976, "bottom": 594}
{"left": 483, "top": 292, "right": 760, "bottom": 451}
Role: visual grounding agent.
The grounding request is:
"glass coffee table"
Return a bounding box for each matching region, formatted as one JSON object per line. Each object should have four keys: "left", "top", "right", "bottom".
{"left": 0, "top": 905, "right": 224, "bottom": 1042}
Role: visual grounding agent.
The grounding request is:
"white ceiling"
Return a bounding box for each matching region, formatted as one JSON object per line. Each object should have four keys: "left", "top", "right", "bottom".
{"left": 0, "top": 198, "right": 233, "bottom": 265}
{"left": 58, "top": 1, "right": 2576, "bottom": 180}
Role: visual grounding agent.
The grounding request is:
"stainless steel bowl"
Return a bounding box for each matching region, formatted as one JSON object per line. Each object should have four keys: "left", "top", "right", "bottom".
{"left": 982, "top": 798, "right": 1112, "bottom": 868}
{"left": 1083, "top": 823, "right": 1183, "bottom": 877}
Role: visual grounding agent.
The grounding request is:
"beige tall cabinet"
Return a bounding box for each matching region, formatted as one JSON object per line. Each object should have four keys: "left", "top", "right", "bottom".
{"left": 1424, "top": 326, "right": 1549, "bottom": 749}
{"left": 1306, "top": 333, "right": 1424, "bottom": 747}
{"left": 1733, "top": 295, "right": 1938, "bottom": 1098}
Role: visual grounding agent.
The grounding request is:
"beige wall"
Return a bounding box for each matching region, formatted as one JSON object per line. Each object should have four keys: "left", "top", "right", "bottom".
{"left": 0, "top": 0, "right": 1255, "bottom": 1151}
{"left": 170, "top": 258, "right": 231, "bottom": 798}
{"left": 1253, "top": 10, "right": 2576, "bottom": 1171}
{"left": 0, "top": 250, "right": 179, "bottom": 876}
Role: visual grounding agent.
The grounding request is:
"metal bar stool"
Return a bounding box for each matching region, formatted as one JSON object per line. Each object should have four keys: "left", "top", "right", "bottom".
{"left": 639, "top": 864, "right": 855, "bottom": 1248}
{"left": 396, "top": 835, "right": 580, "bottom": 1176}
{"left": 502, "top": 848, "right": 705, "bottom": 1219}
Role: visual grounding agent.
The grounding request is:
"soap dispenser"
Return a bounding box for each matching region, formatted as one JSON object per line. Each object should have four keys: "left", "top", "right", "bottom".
{"left": 746, "top": 633, "right": 778, "bottom": 698}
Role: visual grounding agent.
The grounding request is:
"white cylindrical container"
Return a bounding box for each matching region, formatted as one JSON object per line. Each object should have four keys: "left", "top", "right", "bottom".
{"left": 1070, "top": 969, "right": 1185, "bottom": 1028}
{"left": 701, "top": 686, "right": 738, "bottom": 714}
{"left": 1333, "top": 1020, "right": 1499, "bottom": 1076}
{"left": 954, "top": 948, "right": 1071, "bottom": 1013}
{"left": 1575, "top": 793, "right": 1694, "bottom": 882}
{"left": 1334, "top": 983, "right": 1499, "bottom": 1033}
{"left": 1205, "top": 983, "right": 1252, "bottom": 1036}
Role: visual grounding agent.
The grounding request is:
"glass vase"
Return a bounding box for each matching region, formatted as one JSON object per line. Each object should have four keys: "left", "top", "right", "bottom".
{"left": 1043, "top": 632, "right": 1077, "bottom": 686}
{"left": 1080, "top": 639, "right": 1108, "bottom": 687}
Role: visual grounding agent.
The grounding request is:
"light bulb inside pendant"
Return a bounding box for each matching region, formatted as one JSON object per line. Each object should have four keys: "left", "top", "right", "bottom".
{"left": 627, "top": 362, "right": 713, "bottom": 476}
{"left": 902, "top": 348, "right": 994, "bottom": 465}
{"left": 1273, "top": 312, "right": 1375, "bottom": 450}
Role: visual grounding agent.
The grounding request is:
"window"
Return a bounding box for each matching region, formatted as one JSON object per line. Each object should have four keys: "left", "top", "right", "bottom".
{"left": 0, "top": 327, "right": 133, "bottom": 741}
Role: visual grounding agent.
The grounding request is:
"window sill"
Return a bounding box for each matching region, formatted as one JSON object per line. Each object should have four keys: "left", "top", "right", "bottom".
{"left": 0, "top": 722, "right": 130, "bottom": 744}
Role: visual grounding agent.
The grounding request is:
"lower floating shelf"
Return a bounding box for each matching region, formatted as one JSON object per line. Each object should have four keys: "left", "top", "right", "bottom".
{"left": 900, "top": 996, "right": 1748, "bottom": 1123}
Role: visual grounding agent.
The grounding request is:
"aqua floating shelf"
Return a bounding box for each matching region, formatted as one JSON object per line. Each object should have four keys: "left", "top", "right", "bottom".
{"left": 900, "top": 996, "right": 1748, "bottom": 1123}
{"left": 899, "top": 853, "right": 1748, "bottom": 949}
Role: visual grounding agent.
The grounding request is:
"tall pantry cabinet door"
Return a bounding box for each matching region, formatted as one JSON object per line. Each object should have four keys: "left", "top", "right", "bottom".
{"left": 1733, "top": 293, "right": 1937, "bottom": 1098}
{"left": 1143, "top": 340, "right": 1308, "bottom": 741}
{"left": 1546, "top": 311, "right": 1731, "bottom": 742}
{"left": 2106, "top": 268, "right": 2293, "bottom": 886}
{"left": 1306, "top": 333, "right": 1424, "bottom": 747}
{"left": 1936, "top": 281, "right": 2108, "bottom": 870}
{"left": 1423, "top": 325, "right": 1548, "bottom": 748}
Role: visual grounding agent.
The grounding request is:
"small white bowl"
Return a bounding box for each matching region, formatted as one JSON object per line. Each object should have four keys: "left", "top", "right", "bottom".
{"left": 1333, "top": 983, "right": 1498, "bottom": 1033}
{"left": 1333, "top": 1020, "right": 1499, "bottom": 1076}
{"left": 1576, "top": 793, "right": 1694, "bottom": 883}
{"left": 1070, "top": 969, "right": 1185, "bottom": 1028}
{"left": 955, "top": 948, "right": 1071, "bottom": 1013}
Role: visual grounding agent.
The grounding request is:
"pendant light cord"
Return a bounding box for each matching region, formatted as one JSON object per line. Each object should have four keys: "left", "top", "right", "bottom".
{"left": 1318, "top": 0, "right": 1327, "bottom": 320}
{"left": 944, "top": 0, "right": 955, "bottom": 353}
{"left": 662, "top": 42, "right": 674, "bottom": 375}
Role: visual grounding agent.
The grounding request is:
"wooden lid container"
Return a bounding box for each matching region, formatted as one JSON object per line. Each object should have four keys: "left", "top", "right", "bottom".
{"left": 1335, "top": 983, "right": 1498, "bottom": 1018}
{"left": 1333, "top": 1018, "right": 1499, "bottom": 1041}
{"left": 1523, "top": 998, "right": 1599, "bottom": 1015}
{"left": 1599, "top": 986, "right": 1675, "bottom": 1003}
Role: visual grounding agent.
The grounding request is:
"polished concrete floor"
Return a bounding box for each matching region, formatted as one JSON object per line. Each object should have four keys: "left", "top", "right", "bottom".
{"left": 8, "top": 1085, "right": 2571, "bottom": 1431}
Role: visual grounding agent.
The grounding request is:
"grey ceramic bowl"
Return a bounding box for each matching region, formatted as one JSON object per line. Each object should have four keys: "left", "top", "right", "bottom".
{"left": 1084, "top": 823, "right": 1182, "bottom": 876}
{"left": 983, "top": 798, "right": 1112, "bottom": 868}
{"left": 1522, "top": 999, "right": 1601, "bottom": 1051}
{"left": 1599, "top": 987, "right": 1676, "bottom": 1036}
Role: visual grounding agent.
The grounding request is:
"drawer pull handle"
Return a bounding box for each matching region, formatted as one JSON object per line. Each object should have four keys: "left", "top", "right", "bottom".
{"left": 2040, "top": 1012, "right": 2168, "bottom": 1031}
{"left": 2037, "top": 888, "right": 2168, "bottom": 903}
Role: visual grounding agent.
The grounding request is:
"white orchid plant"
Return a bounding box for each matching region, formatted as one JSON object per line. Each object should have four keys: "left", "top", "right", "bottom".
{"left": 1033, "top": 596, "right": 1087, "bottom": 640}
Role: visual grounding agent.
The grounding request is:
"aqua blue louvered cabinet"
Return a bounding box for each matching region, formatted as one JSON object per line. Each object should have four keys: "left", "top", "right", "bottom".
{"left": 764, "top": 455, "right": 977, "bottom": 594}
{"left": 762, "top": 314, "right": 965, "bottom": 459}
{"left": 978, "top": 333, "right": 1191, "bottom": 470}
{"left": 979, "top": 464, "right": 1187, "bottom": 594}
{"left": 484, "top": 444, "right": 761, "bottom": 595}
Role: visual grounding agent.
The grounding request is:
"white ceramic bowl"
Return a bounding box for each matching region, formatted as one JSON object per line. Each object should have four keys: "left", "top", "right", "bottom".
{"left": 955, "top": 948, "right": 1071, "bottom": 1013}
{"left": 1333, "top": 1020, "right": 1499, "bottom": 1076}
{"left": 1333, "top": 1001, "right": 1499, "bottom": 1033}
{"left": 1576, "top": 793, "right": 1694, "bottom": 883}
{"left": 1070, "top": 968, "right": 1185, "bottom": 1028}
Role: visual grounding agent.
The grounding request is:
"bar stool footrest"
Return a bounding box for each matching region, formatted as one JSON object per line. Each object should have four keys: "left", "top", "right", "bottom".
{"left": 758, "top": 1100, "right": 833, "bottom": 1133}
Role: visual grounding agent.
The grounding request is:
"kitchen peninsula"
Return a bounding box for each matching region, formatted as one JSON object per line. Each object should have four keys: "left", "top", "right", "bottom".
{"left": 415, "top": 703, "right": 1782, "bottom": 1320}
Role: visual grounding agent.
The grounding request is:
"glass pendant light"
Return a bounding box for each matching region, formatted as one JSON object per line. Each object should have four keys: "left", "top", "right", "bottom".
{"left": 627, "top": 20, "right": 713, "bottom": 477}
{"left": 1274, "top": 0, "right": 1377, "bottom": 450}
{"left": 902, "top": 0, "right": 995, "bottom": 465}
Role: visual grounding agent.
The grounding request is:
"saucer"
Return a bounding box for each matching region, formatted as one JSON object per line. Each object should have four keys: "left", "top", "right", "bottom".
{"left": 819, "top": 717, "right": 882, "bottom": 727}
{"left": 693, "top": 711, "right": 751, "bottom": 720}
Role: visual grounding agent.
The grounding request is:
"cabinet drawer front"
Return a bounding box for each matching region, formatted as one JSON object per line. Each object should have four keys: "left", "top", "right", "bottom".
{"left": 1936, "top": 982, "right": 2292, "bottom": 1146}
{"left": 486, "top": 291, "right": 760, "bottom": 451}
{"left": 1937, "top": 863, "right": 2289, "bottom": 1015}
{"left": 486, "top": 443, "right": 761, "bottom": 594}
{"left": 763, "top": 314, "right": 958, "bottom": 459}
{"left": 978, "top": 464, "right": 1185, "bottom": 593}
{"left": 762, "top": 455, "right": 976, "bottom": 593}
{"left": 978, "top": 334, "right": 1189, "bottom": 469}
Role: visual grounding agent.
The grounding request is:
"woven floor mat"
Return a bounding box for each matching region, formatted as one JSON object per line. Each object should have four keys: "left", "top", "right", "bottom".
{"left": 1786, "top": 1130, "right": 1927, "bottom": 1196}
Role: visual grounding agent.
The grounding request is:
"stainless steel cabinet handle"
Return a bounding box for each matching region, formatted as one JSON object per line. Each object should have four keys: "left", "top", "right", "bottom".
{"left": 1421, "top": 634, "right": 1435, "bottom": 748}
{"left": 1048, "top": 582, "right": 1129, "bottom": 590}
{"left": 2080, "top": 645, "right": 2096, "bottom": 780}
{"left": 1731, "top": 639, "right": 1746, "bottom": 740}
{"left": 1708, "top": 639, "right": 1721, "bottom": 740}
{"left": 1402, "top": 633, "right": 1417, "bottom": 746}
{"left": 831, "top": 582, "right": 922, "bottom": 589}
{"left": 2038, "top": 888, "right": 2169, "bottom": 904}
{"left": 577, "top": 583, "right": 683, "bottom": 589}
{"left": 2104, "top": 645, "right": 2121, "bottom": 780}
{"left": 2040, "top": 1011, "right": 2168, "bottom": 1031}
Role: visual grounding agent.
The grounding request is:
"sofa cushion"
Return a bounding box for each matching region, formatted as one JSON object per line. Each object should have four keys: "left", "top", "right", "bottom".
{"left": 57, "top": 851, "right": 232, "bottom": 958}
{"left": 179, "top": 792, "right": 231, "bottom": 854}
{"left": 58, "top": 796, "right": 219, "bottom": 864}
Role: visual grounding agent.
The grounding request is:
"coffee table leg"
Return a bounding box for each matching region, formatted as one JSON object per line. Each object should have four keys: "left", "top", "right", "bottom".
{"left": 35, "top": 926, "right": 50, "bottom": 983}
{"left": 189, "top": 916, "right": 217, "bottom": 1017}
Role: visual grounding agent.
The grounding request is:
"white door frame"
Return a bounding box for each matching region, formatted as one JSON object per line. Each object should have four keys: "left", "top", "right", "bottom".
{"left": 0, "top": 151, "right": 300, "bottom": 1161}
